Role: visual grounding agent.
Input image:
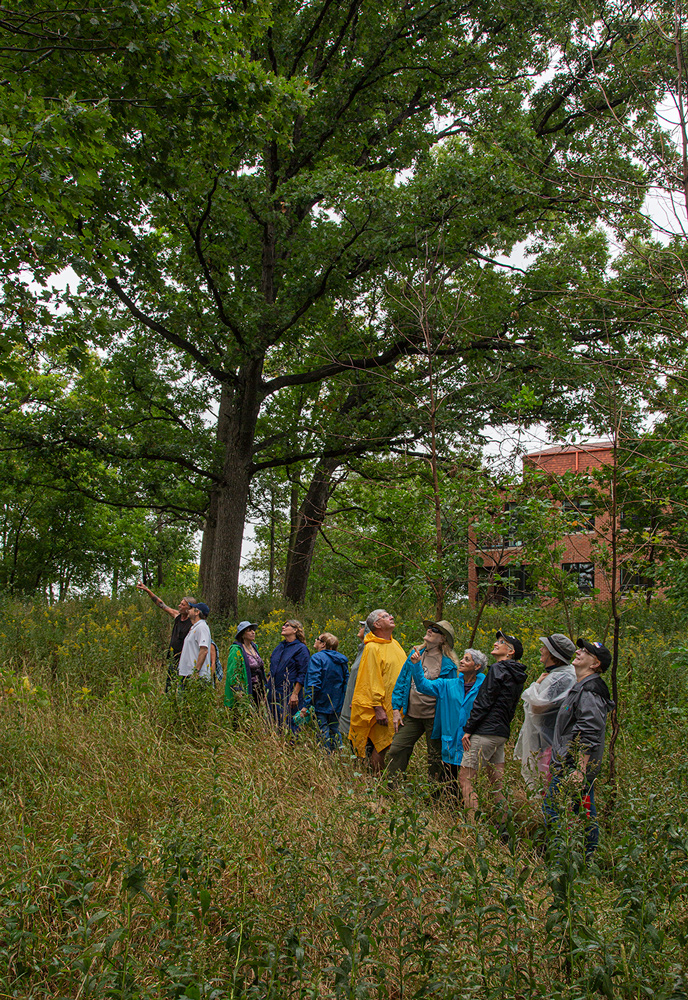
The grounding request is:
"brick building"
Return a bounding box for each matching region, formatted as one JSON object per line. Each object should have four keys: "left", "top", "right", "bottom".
{"left": 468, "top": 442, "right": 617, "bottom": 604}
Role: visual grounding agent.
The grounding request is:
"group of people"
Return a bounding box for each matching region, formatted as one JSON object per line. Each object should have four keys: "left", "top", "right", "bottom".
{"left": 137, "top": 583, "right": 614, "bottom": 856}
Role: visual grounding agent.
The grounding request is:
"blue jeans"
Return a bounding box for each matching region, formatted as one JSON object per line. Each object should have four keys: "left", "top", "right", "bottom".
{"left": 543, "top": 769, "right": 599, "bottom": 857}
{"left": 316, "top": 712, "right": 342, "bottom": 752}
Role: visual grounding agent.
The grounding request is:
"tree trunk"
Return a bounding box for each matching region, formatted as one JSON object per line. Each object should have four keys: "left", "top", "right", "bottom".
{"left": 156, "top": 511, "right": 164, "bottom": 586}
{"left": 203, "top": 366, "right": 264, "bottom": 618}
{"left": 605, "top": 419, "right": 621, "bottom": 813}
{"left": 283, "top": 478, "right": 301, "bottom": 589}
{"left": 283, "top": 457, "right": 340, "bottom": 605}
{"left": 199, "top": 489, "right": 218, "bottom": 597}
{"left": 207, "top": 469, "right": 253, "bottom": 618}
{"left": 268, "top": 487, "right": 276, "bottom": 596}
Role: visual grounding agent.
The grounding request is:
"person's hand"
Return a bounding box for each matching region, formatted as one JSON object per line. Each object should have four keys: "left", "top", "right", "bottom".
{"left": 393, "top": 708, "right": 403, "bottom": 732}
{"left": 289, "top": 691, "right": 299, "bottom": 710}
{"left": 462, "top": 732, "right": 471, "bottom": 752}
{"left": 374, "top": 705, "right": 388, "bottom": 726}
{"left": 571, "top": 769, "right": 584, "bottom": 786}
{"left": 536, "top": 672, "right": 547, "bottom": 684}
{"left": 136, "top": 581, "right": 146, "bottom": 591}
{"left": 410, "top": 646, "right": 423, "bottom": 664}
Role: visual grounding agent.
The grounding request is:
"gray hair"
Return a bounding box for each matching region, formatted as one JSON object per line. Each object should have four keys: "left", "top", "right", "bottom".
{"left": 366, "top": 609, "right": 389, "bottom": 632}
{"left": 465, "top": 648, "right": 488, "bottom": 671}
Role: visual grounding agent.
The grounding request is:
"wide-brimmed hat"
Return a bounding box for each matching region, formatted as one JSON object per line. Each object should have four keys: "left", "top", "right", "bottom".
{"left": 576, "top": 637, "right": 612, "bottom": 672}
{"left": 539, "top": 633, "right": 576, "bottom": 664}
{"left": 422, "top": 619, "right": 455, "bottom": 649}
{"left": 235, "top": 620, "right": 258, "bottom": 641}
{"left": 496, "top": 629, "right": 523, "bottom": 661}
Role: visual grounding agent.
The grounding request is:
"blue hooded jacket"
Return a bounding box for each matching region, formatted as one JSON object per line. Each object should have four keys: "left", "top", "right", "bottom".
{"left": 303, "top": 649, "right": 350, "bottom": 715}
{"left": 268, "top": 640, "right": 310, "bottom": 723}
{"left": 410, "top": 658, "right": 486, "bottom": 765}
{"left": 392, "top": 651, "right": 458, "bottom": 739}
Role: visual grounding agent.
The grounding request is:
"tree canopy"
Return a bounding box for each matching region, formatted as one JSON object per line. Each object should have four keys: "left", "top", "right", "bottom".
{"left": 2, "top": 1, "right": 687, "bottom": 611}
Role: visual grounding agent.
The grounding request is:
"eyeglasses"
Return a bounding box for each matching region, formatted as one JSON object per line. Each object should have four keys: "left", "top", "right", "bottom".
{"left": 427, "top": 626, "right": 443, "bottom": 635}
{"left": 318, "top": 636, "right": 326, "bottom": 643}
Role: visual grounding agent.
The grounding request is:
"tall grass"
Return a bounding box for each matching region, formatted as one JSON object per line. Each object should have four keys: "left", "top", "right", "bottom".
{"left": 0, "top": 594, "right": 687, "bottom": 998}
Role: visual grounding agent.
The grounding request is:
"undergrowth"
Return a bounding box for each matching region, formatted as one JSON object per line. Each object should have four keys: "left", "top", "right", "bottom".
{"left": 0, "top": 595, "right": 686, "bottom": 998}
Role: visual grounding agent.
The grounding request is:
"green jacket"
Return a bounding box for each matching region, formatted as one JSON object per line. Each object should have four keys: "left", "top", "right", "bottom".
{"left": 224, "top": 641, "right": 265, "bottom": 709}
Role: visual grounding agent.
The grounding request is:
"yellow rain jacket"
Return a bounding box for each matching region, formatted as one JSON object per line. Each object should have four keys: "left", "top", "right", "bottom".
{"left": 348, "top": 632, "right": 406, "bottom": 757}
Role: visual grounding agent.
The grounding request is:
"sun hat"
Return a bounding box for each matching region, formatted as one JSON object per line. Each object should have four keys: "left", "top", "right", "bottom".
{"left": 235, "top": 620, "right": 259, "bottom": 641}
{"left": 539, "top": 633, "right": 576, "bottom": 664}
{"left": 422, "top": 619, "right": 456, "bottom": 649}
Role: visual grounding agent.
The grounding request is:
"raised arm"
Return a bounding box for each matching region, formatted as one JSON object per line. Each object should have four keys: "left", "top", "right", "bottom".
{"left": 409, "top": 655, "right": 444, "bottom": 698}
{"left": 136, "top": 582, "right": 179, "bottom": 619}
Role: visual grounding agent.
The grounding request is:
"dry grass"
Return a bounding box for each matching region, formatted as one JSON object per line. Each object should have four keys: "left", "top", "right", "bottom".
{"left": 0, "top": 596, "right": 687, "bottom": 997}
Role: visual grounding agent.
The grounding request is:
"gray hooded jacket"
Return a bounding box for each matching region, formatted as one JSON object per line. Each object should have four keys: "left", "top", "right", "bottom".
{"left": 551, "top": 674, "right": 614, "bottom": 779}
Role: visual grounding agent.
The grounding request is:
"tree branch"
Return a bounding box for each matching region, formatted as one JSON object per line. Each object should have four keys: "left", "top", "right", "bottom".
{"left": 106, "top": 277, "right": 238, "bottom": 385}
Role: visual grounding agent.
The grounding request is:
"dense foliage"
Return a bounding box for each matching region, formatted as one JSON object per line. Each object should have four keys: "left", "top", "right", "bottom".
{"left": 5, "top": 2, "right": 688, "bottom": 613}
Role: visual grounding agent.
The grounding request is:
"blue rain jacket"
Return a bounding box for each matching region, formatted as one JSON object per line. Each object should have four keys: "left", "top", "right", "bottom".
{"left": 410, "top": 658, "right": 486, "bottom": 765}
{"left": 268, "top": 640, "right": 310, "bottom": 724}
{"left": 392, "top": 651, "right": 458, "bottom": 739}
{"left": 303, "top": 650, "right": 350, "bottom": 716}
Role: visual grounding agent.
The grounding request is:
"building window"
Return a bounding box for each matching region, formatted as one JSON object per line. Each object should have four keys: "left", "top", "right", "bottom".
{"left": 561, "top": 499, "right": 595, "bottom": 533}
{"left": 619, "top": 567, "right": 654, "bottom": 593}
{"left": 562, "top": 562, "right": 595, "bottom": 594}
{"left": 620, "top": 505, "right": 659, "bottom": 533}
{"left": 501, "top": 501, "right": 523, "bottom": 548}
{"left": 476, "top": 564, "right": 532, "bottom": 604}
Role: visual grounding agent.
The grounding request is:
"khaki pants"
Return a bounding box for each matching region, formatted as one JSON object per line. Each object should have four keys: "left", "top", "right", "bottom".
{"left": 386, "top": 715, "right": 444, "bottom": 781}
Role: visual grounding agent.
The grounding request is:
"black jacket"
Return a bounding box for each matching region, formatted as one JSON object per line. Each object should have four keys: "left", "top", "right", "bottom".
{"left": 463, "top": 658, "right": 528, "bottom": 739}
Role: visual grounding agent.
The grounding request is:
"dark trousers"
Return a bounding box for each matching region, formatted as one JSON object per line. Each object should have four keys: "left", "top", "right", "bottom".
{"left": 543, "top": 769, "right": 599, "bottom": 857}
{"left": 316, "top": 712, "right": 342, "bottom": 752}
{"left": 386, "top": 715, "right": 443, "bottom": 781}
{"left": 443, "top": 762, "right": 460, "bottom": 801}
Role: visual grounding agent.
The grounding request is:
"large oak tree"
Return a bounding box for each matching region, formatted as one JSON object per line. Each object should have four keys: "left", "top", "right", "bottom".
{"left": 1, "top": 0, "right": 669, "bottom": 614}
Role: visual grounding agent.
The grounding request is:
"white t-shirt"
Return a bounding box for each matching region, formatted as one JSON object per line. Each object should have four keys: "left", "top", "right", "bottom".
{"left": 178, "top": 620, "right": 211, "bottom": 680}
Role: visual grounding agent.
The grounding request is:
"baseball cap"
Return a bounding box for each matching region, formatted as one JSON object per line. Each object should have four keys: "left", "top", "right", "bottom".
{"left": 496, "top": 629, "right": 524, "bottom": 661}
{"left": 188, "top": 602, "right": 210, "bottom": 617}
{"left": 576, "top": 638, "right": 612, "bottom": 671}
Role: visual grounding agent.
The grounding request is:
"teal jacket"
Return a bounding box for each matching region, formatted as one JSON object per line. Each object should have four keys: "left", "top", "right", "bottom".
{"left": 392, "top": 652, "right": 458, "bottom": 739}
{"left": 410, "top": 658, "right": 486, "bottom": 765}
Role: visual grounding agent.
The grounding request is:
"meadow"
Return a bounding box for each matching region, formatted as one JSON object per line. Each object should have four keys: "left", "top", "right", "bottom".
{"left": 0, "top": 593, "right": 686, "bottom": 999}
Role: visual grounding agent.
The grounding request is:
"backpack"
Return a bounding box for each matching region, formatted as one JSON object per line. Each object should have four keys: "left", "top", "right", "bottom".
{"left": 212, "top": 642, "right": 223, "bottom": 685}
